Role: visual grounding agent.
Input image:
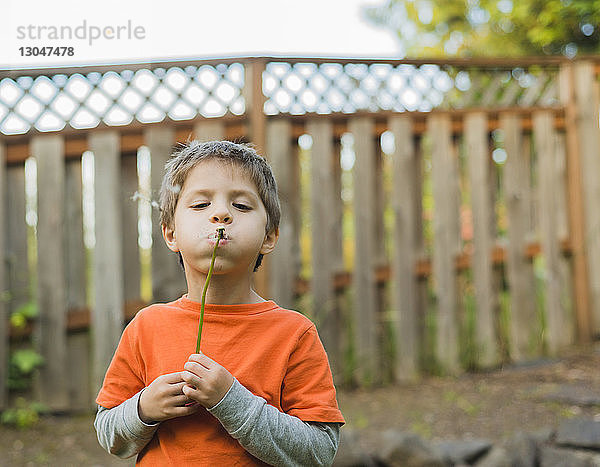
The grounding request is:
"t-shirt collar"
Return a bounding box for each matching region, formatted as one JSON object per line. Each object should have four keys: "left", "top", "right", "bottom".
{"left": 177, "top": 294, "right": 279, "bottom": 315}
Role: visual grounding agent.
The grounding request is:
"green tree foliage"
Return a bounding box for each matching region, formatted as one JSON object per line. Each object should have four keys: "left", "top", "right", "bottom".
{"left": 365, "top": 0, "right": 600, "bottom": 57}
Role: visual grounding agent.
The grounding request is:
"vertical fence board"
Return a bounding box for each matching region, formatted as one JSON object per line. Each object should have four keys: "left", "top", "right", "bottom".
{"left": 332, "top": 137, "right": 346, "bottom": 383}
{"left": 574, "top": 62, "right": 600, "bottom": 336}
{"left": 501, "top": 114, "right": 540, "bottom": 360}
{"left": 267, "top": 119, "right": 299, "bottom": 308}
{"left": 89, "top": 132, "right": 124, "bottom": 393}
{"left": 0, "top": 143, "right": 6, "bottom": 410}
{"left": 194, "top": 121, "right": 225, "bottom": 141}
{"left": 64, "top": 159, "right": 91, "bottom": 410}
{"left": 389, "top": 115, "right": 421, "bottom": 381}
{"left": 465, "top": 112, "right": 499, "bottom": 367}
{"left": 349, "top": 117, "right": 380, "bottom": 384}
{"left": 554, "top": 131, "right": 575, "bottom": 347}
{"left": 558, "top": 64, "right": 593, "bottom": 342}
{"left": 32, "top": 135, "right": 69, "bottom": 410}
{"left": 145, "top": 128, "right": 186, "bottom": 302}
{"left": 429, "top": 114, "right": 461, "bottom": 374}
{"left": 121, "top": 153, "right": 141, "bottom": 302}
{"left": 308, "top": 119, "right": 341, "bottom": 376}
{"left": 534, "top": 112, "right": 573, "bottom": 354}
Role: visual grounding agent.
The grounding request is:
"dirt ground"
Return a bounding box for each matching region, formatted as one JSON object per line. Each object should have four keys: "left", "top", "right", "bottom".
{"left": 1, "top": 343, "right": 599, "bottom": 466}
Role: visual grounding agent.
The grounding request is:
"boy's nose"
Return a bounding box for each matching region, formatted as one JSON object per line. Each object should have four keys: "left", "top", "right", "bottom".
{"left": 210, "top": 212, "right": 232, "bottom": 224}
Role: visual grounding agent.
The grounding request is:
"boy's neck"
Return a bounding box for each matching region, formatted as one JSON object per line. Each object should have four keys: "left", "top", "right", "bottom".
{"left": 186, "top": 273, "right": 266, "bottom": 305}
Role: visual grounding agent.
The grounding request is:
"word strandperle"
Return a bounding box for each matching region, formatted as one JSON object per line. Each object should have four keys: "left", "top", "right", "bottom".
{"left": 16, "top": 19, "right": 146, "bottom": 46}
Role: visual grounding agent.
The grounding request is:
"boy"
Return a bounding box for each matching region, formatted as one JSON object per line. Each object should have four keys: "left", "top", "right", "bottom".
{"left": 94, "top": 140, "right": 345, "bottom": 466}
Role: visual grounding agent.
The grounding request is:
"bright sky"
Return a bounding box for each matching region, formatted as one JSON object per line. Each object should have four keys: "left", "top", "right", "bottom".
{"left": 1, "top": 0, "right": 401, "bottom": 69}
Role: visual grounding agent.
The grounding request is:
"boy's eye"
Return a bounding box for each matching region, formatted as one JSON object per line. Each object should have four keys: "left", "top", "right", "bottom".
{"left": 233, "top": 203, "right": 251, "bottom": 211}
{"left": 192, "top": 202, "right": 210, "bottom": 209}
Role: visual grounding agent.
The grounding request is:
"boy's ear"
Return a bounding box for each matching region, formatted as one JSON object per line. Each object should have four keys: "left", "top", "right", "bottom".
{"left": 162, "top": 224, "right": 180, "bottom": 252}
{"left": 260, "top": 227, "right": 279, "bottom": 255}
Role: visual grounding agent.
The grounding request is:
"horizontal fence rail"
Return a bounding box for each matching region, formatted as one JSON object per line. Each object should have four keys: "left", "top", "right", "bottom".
{"left": 0, "top": 56, "right": 599, "bottom": 411}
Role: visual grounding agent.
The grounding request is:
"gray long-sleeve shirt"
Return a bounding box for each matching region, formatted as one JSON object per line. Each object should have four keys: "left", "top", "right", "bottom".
{"left": 95, "top": 378, "right": 341, "bottom": 466}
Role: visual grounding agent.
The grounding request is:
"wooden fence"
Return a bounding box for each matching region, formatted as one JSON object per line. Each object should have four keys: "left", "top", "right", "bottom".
{"left": 0, "top": 57, "right": 599, "bottom": 411}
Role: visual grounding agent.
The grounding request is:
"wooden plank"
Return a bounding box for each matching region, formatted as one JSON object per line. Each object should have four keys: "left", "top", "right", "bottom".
{"left": 64, "top": 158, "right": 91, "bottom": 410}
{"left": 0, "top": 142, "right": 7, "bottom": 410}
{"left": 557, "top": 64, "right": 592, "bottom": 342}
{"left": 266, "top": 120, "right": 298, "bottom": 309}
{"left": 193, "top": 120, "right": 225, "bottom": 141}
{"left": 89, "top": 132, "right": 124, "bottom": 393}
{"left": 389, "top": 115, "right": 421, "bottom": 382}
{"left": 307, "top": 119, "right": 341, "bottom": 376}
{"left": 464, "top": 112, "right": 499, "bottom": 367}
{"left": 573, "top": 62, "right": 600, "bottom": 337}
{"left": 349, "top": 117, "right": 380, "bottom": 384}
{"left": 245, "top": 60, "right": 269, "bottom": 299}
{"left": 501, "top": 114, "right": 541, "bottom": 361}
{"left": 32, "top": 135, "right": 69, "bottom": 410}
{"left": 554, "top": 130, "right": 575, "bottom": 350}
{"left": 534, "top": 111, "right": 573, "bottom": 354}
{"left": 145, "top": 127, "right": 187, "bottom": 302}
{"left": 428, "top": 114, "right": 462, "bottom": 374}
{"left": 121, "top": 153, "right": 141, "bottom": 302}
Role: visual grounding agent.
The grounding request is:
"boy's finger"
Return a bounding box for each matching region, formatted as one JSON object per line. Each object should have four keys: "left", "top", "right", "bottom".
{"left": 169, "top": 381, "right": 188, "bottom": 395}
{"left": 188, "top": 353, "right": 212, "bottom": 368}
{"left": 182, "top": 370, "right": 202, "bottom": 388}
{"left": 184, "top": 361, "right": 209, "bottom": 376}
{"left": 161, "top": 371, "right": 186, "bottom": 383}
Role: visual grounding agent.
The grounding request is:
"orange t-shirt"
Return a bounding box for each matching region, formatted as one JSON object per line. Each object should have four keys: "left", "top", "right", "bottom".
{"left": 96, "top": 295, "right": 345, "bottom": 466}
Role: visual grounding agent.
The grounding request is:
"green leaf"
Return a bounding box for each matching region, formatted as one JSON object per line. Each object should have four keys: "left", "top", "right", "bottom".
{"left": 11, "top": 349, "right": 44, "bottom": 374}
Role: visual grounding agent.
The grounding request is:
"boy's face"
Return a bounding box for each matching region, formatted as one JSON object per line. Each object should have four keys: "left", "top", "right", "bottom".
{"left": 162, "top": 159, "right": 278, "bottom": 276}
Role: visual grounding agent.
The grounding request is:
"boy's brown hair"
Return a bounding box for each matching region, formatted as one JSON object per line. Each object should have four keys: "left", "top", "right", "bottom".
{"left": 159, "top": 140, "right": 281, "bottom": 271}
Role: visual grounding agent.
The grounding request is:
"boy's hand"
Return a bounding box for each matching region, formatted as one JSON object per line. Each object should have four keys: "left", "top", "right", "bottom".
{"left": 182, "top": 353, "right": 234, "bottom": 409}
{"left": 138, "top": 372, "right": 200, "bottom": 424}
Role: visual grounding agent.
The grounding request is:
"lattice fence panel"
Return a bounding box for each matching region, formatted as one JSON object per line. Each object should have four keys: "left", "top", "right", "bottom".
{"left": 0, "top": 63, "right": 245, "bottom": 135}
{"left": 263, "top": 62, "right": 560, "bottom": 115}
{"left": 0, "top": 59, "right": 561, "bottom": 135}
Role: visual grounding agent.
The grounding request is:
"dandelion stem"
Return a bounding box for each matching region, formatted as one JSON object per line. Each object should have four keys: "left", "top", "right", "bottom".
{"left": 196, "top": 227, "right": 225, "bottom": 353}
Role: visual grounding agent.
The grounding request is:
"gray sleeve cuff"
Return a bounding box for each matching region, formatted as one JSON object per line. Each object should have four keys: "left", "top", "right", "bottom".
{"left": 94, "top": 391, "right": 159, "bottom": 458}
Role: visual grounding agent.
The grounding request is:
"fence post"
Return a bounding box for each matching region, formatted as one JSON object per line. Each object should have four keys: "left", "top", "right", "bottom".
{"left": 308, "top": 119, "right": 342, "bottom": 378}
{"left": 573, "top": 61, "right": 600, "bottom": 337}
{"left": 5, "top": 160, "right": 30, "bottom": 408}
{"left": 429, "top": 114, "right": 462, "bottom": 374}
{"left": 32, "top": 135, "right": 69, "bottom": 410}
{"left": 0, "top": 141, "right": 6, "bottom": 410}
{"left": 121, "top": 152, "right": 141, "bottom": 304}
{"left": 464, "top": 112, "right": 499, "bottom": 367}
{"left": 349, "top": 117, "right": 380, "bottom": 385}
{"left": 501, "top": 114, "right": 540, "bottom": 360}
{"left": 64, "top": 158, "right": 92, "bottom": 410}
{"left": 534, "top": 111, "right": 575, "bottom": 353}
{"left": 558, "top": 63, "right": 595, "bottom": 341}
{"left": 267, "top": 119, "right": 298, "bottom": 310}
{"left": 145, "top": 127, "right": 186, "bottom": 302}
{"left": 244, "top": 59, "right": 270, "bottom": 299}
{"left": 89, "top": 132, "right": 124, "bottom": 394}
{"left": 389, "top": 114, "right": 421, "bottom": 382}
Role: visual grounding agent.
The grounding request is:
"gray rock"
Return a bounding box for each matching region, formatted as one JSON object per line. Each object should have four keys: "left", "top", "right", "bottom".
{"left": 543, "top": 384, "right": 600, "bottom": 407}
{"left": 474, "top": 446, "right": 512, "bottom": 467}
{"left": 555, "top": 418, "right": 600, "bottom": 449}
{"left": 433, "top": 439, "right": 492, "bottom": 464}
{"left": 503, "top": 431, "right": 538, "bottom": 467}
{"left": 540, "top": 445, "right": 600, "bottom": 467}
{"left": 377, "top": 430, "right": 447, "bottom": 467}
{"left": 334, "top": 429, "right": 379, "bottom": 467}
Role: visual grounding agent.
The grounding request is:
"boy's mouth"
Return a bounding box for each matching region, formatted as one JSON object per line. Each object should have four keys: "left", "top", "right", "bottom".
{"left": 208, "top": 232, "right": 229, "bottom": 241}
